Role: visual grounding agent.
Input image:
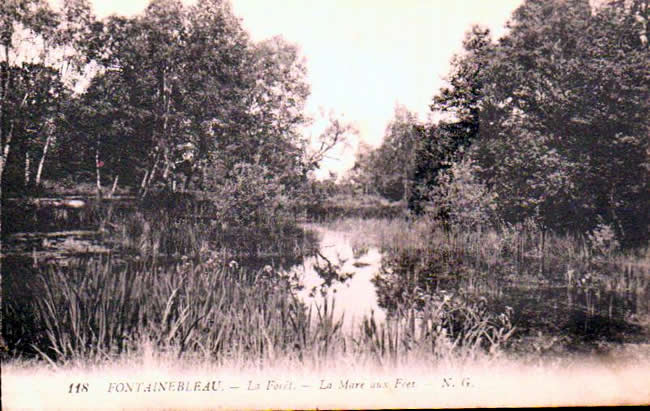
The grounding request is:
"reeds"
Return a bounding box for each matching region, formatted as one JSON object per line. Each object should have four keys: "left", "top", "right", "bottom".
{"left": 8, "top": 249, "right": 515, "bottom": 371}
{"left": 333, "top": 216, "right": 648, "bottom": 296}
{"left": 4, "top": 201, "right": 647, "bottom": 371}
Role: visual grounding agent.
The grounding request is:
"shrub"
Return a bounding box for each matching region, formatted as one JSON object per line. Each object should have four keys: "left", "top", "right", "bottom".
{"left": 427, "top": 158, "right": 496, "bottom": 231}
{"left": 587, "top": 222, "right": 620, "bottom": 258}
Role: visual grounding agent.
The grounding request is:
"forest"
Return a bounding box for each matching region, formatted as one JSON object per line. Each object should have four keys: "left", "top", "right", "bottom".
{"left": 1, "top": 0, "right": 649, "bottom": 388}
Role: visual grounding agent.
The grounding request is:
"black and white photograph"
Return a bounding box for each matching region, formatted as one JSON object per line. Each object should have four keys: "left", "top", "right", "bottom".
{"left": 1, "top": 0, "right": 648, "bottom": 409}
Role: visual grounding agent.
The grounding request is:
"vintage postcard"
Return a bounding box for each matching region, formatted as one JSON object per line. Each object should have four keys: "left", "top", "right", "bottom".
{"left": 2, "top": 0, "right": 648, "bottom": 409}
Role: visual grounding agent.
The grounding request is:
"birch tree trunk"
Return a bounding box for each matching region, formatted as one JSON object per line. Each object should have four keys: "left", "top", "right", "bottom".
{"left": 24, "top": 152, "right": 31, "bottom": 187}
{"left": 35, "top": 132, "right": 53, "bottom": 186}
{"left": 95, "top": 147, "right": 102, "bottom": 197}
{"left": 0, "top": 43, "right": 10, "bottom": 352}
{"left": 109, "top": 174, "right": 119, "bottom": 198}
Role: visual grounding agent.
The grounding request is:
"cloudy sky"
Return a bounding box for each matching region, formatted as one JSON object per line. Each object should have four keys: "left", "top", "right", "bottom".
{"left": 89, "top": 0, "right": 524, "bottom": 177}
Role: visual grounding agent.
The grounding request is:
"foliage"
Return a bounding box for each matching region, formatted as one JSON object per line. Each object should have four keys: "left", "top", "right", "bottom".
{"left": 356, "top": 105, "right": 419, "bottom": 202}
{"left": 368, "top": 215, "right": 648, "bottom": 353}
{"left": 406, "top": 0, "right": 648, "bottom": 247}
{"left": 473, "top": 0, "right": 649, "bottom": 246}
{"left": 207, "top": 162, "right": 289, "bottom": 228}
{"left": 305, "top": 194, "right": 405, "bottom": 221}
{"left": 408, "top": 25, "right": 494, "bottom": 214}
{"left": 4, "top": 248, "right": 515, "bottom": 367}
{"left": 0, "top": 0, "right": 332, "bottom": 246}
{"left": 75, "top": 0, "right": 311, "bottom": 196}
{"left": 586, "top": 222, "right": 621, "bottom": 258}
{"left": 1, "top": 63, "right": 67, "bottom": 193}
{"left": 426, "top": 156, "right": 496, "bottom": 230}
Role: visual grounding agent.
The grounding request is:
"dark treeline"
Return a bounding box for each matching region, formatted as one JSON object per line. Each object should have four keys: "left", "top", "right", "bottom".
{"left": 1, "top": 0, "right": 357, "bottom": 235}
{"left": 347, "top": 0, "right": 649, "bottom": 248}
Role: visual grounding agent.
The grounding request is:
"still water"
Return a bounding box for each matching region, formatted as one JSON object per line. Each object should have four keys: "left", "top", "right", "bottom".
{"left": 291, "top": 224, "right": 648, "bottom": 344}
{"left": 5, "top": 200, "right": 647, "bottom": 347}
{"left": 291, "top": 224, "right": 386, "bottom": 328}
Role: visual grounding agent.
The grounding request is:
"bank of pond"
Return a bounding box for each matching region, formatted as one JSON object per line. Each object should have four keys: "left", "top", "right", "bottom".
{"left": 2, "top": 196, "right": 648, "bottom": 367}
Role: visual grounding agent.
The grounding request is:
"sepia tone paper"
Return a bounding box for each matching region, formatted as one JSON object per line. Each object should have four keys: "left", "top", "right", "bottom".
{"left": 2, "top": 0, "right": 649, "bottom": 409}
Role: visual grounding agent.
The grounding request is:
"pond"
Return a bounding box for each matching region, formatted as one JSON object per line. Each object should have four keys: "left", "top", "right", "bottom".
{"left": 291, "top": 224, "right": 648, "bottom": 347}
{"left": 3, "top": 199, "right": 648, "bottom": 354}
{"left": 291, "top": 224, "right": 386, "bottom": 328}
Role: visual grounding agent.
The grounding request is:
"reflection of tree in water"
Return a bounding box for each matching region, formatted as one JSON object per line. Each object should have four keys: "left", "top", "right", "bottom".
{"left": 308, "top": 251, "right": 355, "bottom": 298}
{"left": 373, "top": 247, "right": 648, "bottom": 349}
{"left": 372, "top": 248, "right": 463, "bottom": 315}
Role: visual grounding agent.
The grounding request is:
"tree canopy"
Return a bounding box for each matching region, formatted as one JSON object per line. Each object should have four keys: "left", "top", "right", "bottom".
{"left": 353, "top": 0, "right": 648, "bottom": 247}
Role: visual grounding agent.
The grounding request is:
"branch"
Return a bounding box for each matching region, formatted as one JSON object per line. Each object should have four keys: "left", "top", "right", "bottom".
{"left": 306, "top": 116, "right": 358, "bottom": 168}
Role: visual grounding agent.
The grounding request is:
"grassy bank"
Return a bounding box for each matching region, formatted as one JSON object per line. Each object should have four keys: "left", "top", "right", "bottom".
{"left": 3, "top": 198, "right": 517, "bottom": 371}
{"left": 3, "top": 208, "right": 648, "bottom": 376}
{"left": 3, "top": 255, "right": 518, "bottom": 369}
{"left": 326, "top": 217, "right": 649, "bottom": 353}
{"left": 306, "top": 194, "right": 406, "bottom": 221}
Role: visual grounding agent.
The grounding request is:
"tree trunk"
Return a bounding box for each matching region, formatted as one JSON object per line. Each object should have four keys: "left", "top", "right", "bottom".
{"left": 0, "top": 35, "right": 13, "bottom": 352}
{"left": 140, "top": 169, "right": 149, "bottom": 191}
{"left": 24, "top": 151, "right": 31, "bottom": 187}
{"left": 35, "top": 132, "right": 53, "bottom": 186}
{"left": 109, "top": 174, "right": 119, "bottom": 198}
{"left": 140, "top": 147, "right": 161, "bottom": 198}
{"left": 0, "top": 130, "right": 11, "bottom": 190}
{"left": 141, "top": 158, "right": 159, "bottom": 199}
{"left": 403, "top": 168, "right": 409, "bottom": 203}
{"left": 95, "top": 147, "right": 102, "bottom": 197}
{"left": 539, "top": 227, "right": 546, "bottom": 278}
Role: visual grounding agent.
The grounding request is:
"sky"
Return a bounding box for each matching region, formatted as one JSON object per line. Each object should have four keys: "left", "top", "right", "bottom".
{"left": 88, "top": 0, "right": 525, "bottom": 178}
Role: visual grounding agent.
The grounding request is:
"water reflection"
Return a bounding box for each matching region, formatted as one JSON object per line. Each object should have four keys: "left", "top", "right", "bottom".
{"left": 291, "top": 224, "right": 386, "bottom": 328}
{"left": 293, "top": 224, "right": 648, "bottom": 346}
{"left": 5, "top": 201, "right": 647, "bottom": 353}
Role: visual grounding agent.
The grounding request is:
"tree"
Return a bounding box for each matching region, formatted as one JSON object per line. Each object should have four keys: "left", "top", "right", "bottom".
{"left": 472, "top": 0, "right": 649, "bottom": 244}
{"left": 79, "top": 0, "right": 315, "bottom": 203}
{"left": 0, "top": 0, "right": 64, "bottom": 353}
{"left": 428, "top": 156, "right": 496, "bottom": 231}
{"left": 1, "top": 63, "right": 67, "bottom": 192}
{"left": 373, "top": 105, "right": 419, "bottom": 201}
{"left": 346, "top": 105, "right": 419, "bottom": 202}
{"left": 348, "top": 140, "right": 379, "bottom": 196}
{"left": 1, "top": 0, "right": 56, "bottom": 191}
{"left": 410, "top": 25, "right": 494, "bottom": 213}
{"left": 1, "top": 0, "right": 95, "bottom": 193}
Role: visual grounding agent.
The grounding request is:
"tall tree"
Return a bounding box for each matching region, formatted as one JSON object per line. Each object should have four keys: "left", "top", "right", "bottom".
{"left": 364, "top": 105, "right": 419, "bottom": 201}
{"left": 76, "top": 0, "right": 315, "bottom": 217}
{"left": 472, "top": 0, "right": 649, "bottom": 244}
{"left": 410, "top": 25, "right": 494, "bottom": 213}
{"left": 1, "top": 0, "right": 57, "bottom": 190}
{"left": 1, "top": 0, "right": 95, "bottom": 192}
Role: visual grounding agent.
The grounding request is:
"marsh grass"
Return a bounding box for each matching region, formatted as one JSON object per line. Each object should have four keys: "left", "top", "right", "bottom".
{"left": 337, "top": 216, "right": 649, "bottom": 357}
{"left": 21, "top": 256, "right": 308, "bottom": 366}
{"left": 307, "top": 194, "right": 405, "bottom": 221}
{"left": 324, "top": 217, "right": 432, "bottom": 252}
{"left": 3, "top": 201, "right": 647, "bottom": 372}
{"left": 5, "top": 254, "right": 516, "bottom": 371}
{"left": 330, "top": 217, "right": 648, "bottom": 296}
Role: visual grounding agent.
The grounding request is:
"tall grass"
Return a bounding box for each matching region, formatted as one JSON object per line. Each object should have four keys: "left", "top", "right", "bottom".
{"left": 109, "top": 193, "right": 319, "bottom": 263}
{"left": 329, "top": 217, "right": 649, "bottom": 295}
{"left": 6, "top": 255, "right": 516, "bottom": 371}
{"left": 25, "top": 257, "right": 307, "bottom": 367}
{"left": 323, "top": 217, "right": 431, "bottom": 252}
{"left": 5, "top": 201, "right": 647, "bottom": 371}
{"left": 332, "top": 215, "right": 649, "bottom": 358}
{"left": 306, "top": 194, "right": 405, "bottom": 221}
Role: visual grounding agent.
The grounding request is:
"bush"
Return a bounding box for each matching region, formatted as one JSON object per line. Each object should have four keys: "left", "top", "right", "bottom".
{"left": 206, "top": 162, "right": 290, "bottom": 227}
{"left": 587, "top": 222, "right": 620, "bottom": 259}
{"left": 427, "top": 158, "right": 496, "bottom": 230}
